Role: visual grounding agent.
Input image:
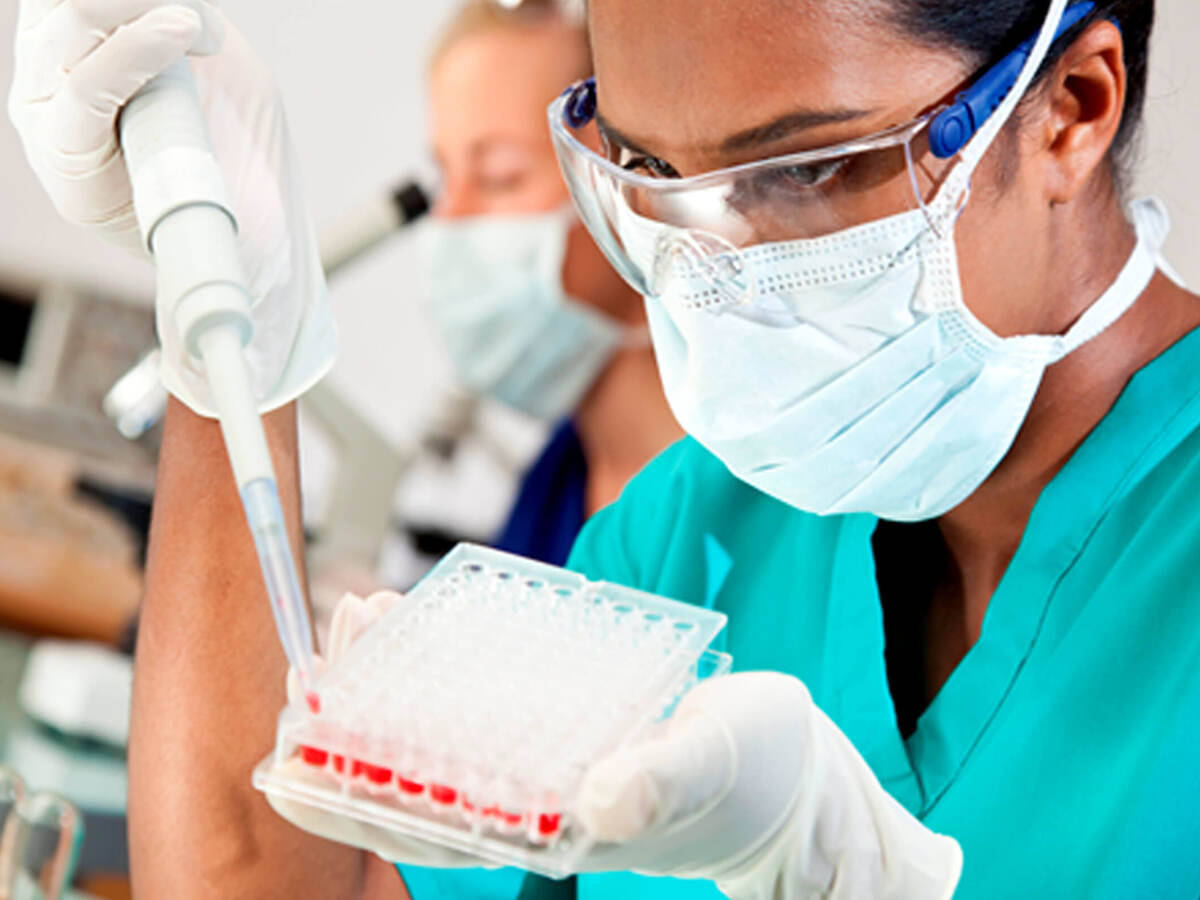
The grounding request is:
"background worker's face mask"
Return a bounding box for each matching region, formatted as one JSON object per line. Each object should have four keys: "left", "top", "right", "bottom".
{"left": 549, "top": 0, "right": 1162, "bottom": 521}
{"left": 424, "top": 208, "right": 622, "bottom": 421}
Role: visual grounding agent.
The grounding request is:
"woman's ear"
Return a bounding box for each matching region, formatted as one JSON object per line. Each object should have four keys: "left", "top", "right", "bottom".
{"left": 1035, "top": 20, "right": 1127, "bottom": 206}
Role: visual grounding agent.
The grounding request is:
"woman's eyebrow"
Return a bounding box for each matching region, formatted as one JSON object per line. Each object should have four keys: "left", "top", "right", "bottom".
{"left": 719, "top": 107, "right": 876, "bottom": 153}
{"left": 595, "top": 105, "right": 877, "bottom": 160}
{"left": 595, "top": 112, "right": 654, "bottom": 157}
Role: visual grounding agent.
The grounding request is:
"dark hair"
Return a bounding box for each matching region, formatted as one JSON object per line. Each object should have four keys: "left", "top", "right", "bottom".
{"left": 890, "top": 1, "right": 1154, "bottom": 183}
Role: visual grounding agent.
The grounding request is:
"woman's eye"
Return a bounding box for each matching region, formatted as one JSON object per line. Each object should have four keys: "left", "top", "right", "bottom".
{"left": 725, "top": 157, "right": 852, "bottom": 220}
{"left": 759, "top": 157, "right": 849, "bottom": 191}
{"left": 622, "top": 155, "right": 680, "bottom": 179}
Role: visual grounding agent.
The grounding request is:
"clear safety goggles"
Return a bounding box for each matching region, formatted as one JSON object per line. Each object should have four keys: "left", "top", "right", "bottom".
{"left": 547, "top": 80, "right": 961, "bottom": 308}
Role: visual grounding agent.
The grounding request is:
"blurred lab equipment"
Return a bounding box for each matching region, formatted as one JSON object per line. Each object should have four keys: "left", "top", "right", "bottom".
{"left": 318, "top": 180, "right": 431, "bottom": 275}
{"left": 0, "top": 279, "right": 155, "bottom": 489}
{"left": 0, "top": 276, "right": 142, "bottom": 886}
{"left": 1, "top": 631, "right": 128, "bottom": 894}
{"left": 0, "top": 766, "right": 19, "bottom": 891}
{"left": 99, "top": 353, "right": 164, "bottom": 444}
{"left": 0, "top": 766, "right": 85, "bottom": 900}
{"left": 0, "top": 435, "right": 142, "bottom": 644}
{"left": 0, "top": 264, "right": 153, "bottom": 643}
{"left": 18, "top": 643, "right": 132, "bottom": 750}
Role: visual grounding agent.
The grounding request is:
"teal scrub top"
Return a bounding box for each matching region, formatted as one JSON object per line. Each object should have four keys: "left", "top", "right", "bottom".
{"left": 569, "top": 324, "right": 1200, "bottom": 900}
{"left": 401, "top": 324, "right": 1200, "bottom": 899}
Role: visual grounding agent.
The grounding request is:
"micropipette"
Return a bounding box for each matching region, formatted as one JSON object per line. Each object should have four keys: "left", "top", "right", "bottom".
{"left": 117, "top": 61, "right": 321, "bottom": 712}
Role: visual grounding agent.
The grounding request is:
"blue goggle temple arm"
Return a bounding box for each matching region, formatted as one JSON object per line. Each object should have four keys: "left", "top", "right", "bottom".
{"left": 563, "top": 78, "right": 597, "bottom": 128}
{"left": 929, "top": 1, "right": 1097, "bottom": 159}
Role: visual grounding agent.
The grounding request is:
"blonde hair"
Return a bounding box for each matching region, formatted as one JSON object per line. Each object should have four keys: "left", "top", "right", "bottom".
{"left": 430, "top": 0, "right": 591, "bottom": 76}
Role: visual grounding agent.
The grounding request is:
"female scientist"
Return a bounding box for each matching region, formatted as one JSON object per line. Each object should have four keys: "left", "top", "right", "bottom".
{"left": 423, "top": 0, "right": 681, "bottom": 568}
{"left": 10, "top": 0, "right": 1199, "bottom": 898}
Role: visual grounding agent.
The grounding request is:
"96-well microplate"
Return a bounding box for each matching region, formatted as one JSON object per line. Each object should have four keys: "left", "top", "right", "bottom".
{"left": 254, "top": 543, "right": 729, "bottom": 877}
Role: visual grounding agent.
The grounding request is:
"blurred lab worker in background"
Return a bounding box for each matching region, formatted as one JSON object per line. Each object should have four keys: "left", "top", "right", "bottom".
{"left": 13, "top": 0, "right": 1200, "bottom": 900}
{"left": 422, "top": 0, "right": 680, "bottom": 568}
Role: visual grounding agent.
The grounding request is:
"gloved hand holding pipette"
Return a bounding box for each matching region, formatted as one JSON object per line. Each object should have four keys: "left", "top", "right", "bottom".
{"left": 278, "top": 590, "right": 961, "bottom": 900}
{"left": 8, "top": 0, "right": 334, "bottom": 418}
{"left": 10, "top": 0, "right": 335, "bottom": 706}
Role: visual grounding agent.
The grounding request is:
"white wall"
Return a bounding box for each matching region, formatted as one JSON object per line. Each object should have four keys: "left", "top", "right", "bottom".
{"left": 0, "top": 0, "right": 1195, "bottom": 449}
{"left": 1135, "top": 1, "right": 1200, "bottom": 276}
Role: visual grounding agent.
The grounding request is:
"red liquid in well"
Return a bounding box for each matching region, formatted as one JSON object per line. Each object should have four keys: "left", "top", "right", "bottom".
{"left": 300, "top": 745, "right": 328, "bottom": 766}
{"left": 398, "top": 778, "right": 425, "bottom": 795}
{"left": 301, "top": 743, "right": 554, "bottom": 839}
{"left": 363, "top": 763, "right": 393, "bottom": 784}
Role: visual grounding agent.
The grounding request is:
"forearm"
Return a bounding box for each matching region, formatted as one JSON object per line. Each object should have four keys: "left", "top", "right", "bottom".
{"left": 128, "top": 397, "right": 367, "bottom": 898}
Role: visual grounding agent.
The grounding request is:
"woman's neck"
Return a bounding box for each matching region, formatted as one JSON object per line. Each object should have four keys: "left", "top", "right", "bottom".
{"left": 933, "top": 239, "right": 1200, "bottom": 663}
{"left": 573, "top": 341, "right": 683, "bottom": 515}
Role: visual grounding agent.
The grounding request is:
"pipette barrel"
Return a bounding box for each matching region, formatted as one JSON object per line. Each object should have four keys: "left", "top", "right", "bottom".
{"left": 119, "top": 61, "right": 321, "bottom": 709}
{"left": 241, "top": 476, "right": 319, "bottom": 706}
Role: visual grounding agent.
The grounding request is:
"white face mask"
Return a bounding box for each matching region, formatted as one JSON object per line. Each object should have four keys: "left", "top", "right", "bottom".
{"left": 636, "top": 3, "right": 1166, "bottom": 521}
{"left": 424, "top": 208, "right": 622, "bottom": 421}
{"left": 645, "top": 198, "right": 1165, "bottom": 521}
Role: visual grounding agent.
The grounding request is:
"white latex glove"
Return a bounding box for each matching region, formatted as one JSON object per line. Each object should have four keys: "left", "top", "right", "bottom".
{"left": 8, "top": 0, "right": 335, "bottom": 415}
{"left": 279, "top": 595, "right": 961, "bottom": 898}
{"left": 574, "top": 672, "right": 962, "bottom": 899}
{"left": 285, "top": 589, "right": 407, "bottom": 705}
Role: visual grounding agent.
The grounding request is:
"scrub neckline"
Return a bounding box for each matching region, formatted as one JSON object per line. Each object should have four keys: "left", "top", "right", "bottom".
{"left": 828, "top": 322, "right": 1200, "bottom": 817}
